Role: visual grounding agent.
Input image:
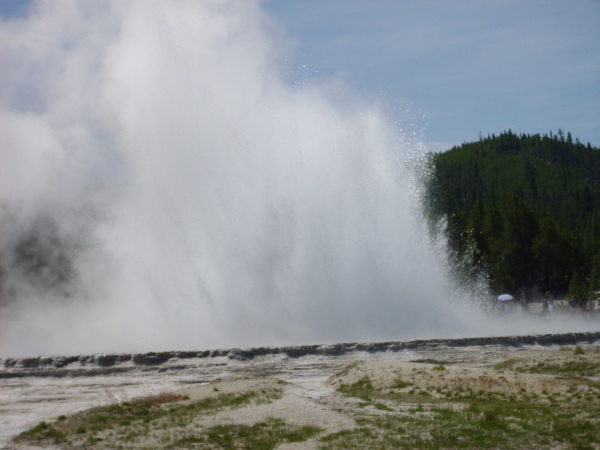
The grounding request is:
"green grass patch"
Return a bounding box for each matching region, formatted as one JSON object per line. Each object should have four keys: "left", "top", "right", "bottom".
{"left": 329, "top": 371, "right": 600, "bottom": 449}
{"left": 338, "top": 377, "right": 434, "bottom": 404}
{"left": 392, "top": 377, "right": 413, "bottom": 388}
{"left": 493, "top": 357, "right": 522, "bottom": 371}
{"left": 14, "top": 387, "right": 284, "bottom": 448}
{"left": 338, "top": 377, "right": 376, "bottom": 401}
{"left": 493, "top": 352, "right": 600, "bottom": 378}
{"left": 375, "top": 402, "right": 393, "bottom": 412}
{"left": 176, "top": 418, "right": 322, "bottom": 449}
{"left": 321, "top": 398, "right": 600, "bottom": 449}
{"left": 16, "top": 421, "right": 67, "bottom": 444}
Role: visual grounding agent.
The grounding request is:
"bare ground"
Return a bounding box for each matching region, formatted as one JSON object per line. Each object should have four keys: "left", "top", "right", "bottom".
{"left": 2, "top": 332, "right": 600, "bottom": 449}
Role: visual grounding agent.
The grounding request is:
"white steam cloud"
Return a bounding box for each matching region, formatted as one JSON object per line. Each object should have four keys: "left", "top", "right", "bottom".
{"left": 1, "top": 1, "right": 590, "bottom": 357}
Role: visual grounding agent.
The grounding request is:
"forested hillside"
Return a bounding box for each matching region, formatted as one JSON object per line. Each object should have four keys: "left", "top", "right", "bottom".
{"left": 427, "top": 130, "right": 600, "bottom": 300}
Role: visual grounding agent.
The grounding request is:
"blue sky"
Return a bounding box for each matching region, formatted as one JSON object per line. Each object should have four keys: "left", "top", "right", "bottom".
{"left": 265, "top": 0, "right": 600, "bottom": 149}
{"left": 2, "top": 0, "right": 599, "bottom": 150}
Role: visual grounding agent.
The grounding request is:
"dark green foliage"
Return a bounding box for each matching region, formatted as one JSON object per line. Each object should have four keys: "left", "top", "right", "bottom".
{"left": 427, "top": 130, "right": 600, "bottom": 296}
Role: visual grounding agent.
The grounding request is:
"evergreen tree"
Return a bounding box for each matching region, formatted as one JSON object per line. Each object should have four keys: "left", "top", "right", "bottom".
{"left": 427, "top": 130, "right": 600, "bottom": 297}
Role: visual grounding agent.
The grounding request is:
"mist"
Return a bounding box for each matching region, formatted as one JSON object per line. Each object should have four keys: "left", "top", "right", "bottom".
{"left": 1, "top": 1, "right": 593, "bottom": 357}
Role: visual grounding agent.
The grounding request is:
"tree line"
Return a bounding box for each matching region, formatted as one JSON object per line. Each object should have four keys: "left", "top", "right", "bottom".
{"left": 426, "top": 130, "right": 600, "bottom": 300}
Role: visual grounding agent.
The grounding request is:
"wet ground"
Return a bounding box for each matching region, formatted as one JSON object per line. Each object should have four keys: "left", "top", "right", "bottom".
{"left": 2, "top": 332, "right": 599, "bottom": 448}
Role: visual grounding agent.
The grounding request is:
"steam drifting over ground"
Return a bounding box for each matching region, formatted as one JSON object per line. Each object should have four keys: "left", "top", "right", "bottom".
{"left": 1, "top": 1, "right": 594, "bottom": 357}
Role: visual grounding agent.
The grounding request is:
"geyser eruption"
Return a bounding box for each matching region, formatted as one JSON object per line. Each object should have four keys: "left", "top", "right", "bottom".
{"left": 0, "top": 1, "right": 482, "bottom": 357}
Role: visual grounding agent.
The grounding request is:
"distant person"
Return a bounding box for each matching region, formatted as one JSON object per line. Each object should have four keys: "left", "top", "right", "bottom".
{"left": 544, "top": 291, "right": 554, "bottom": 314}
{"left": 570, "top": 295, "right": 589, "bottom": 316}
{"left": 541, "top": 298, "right": 549, "bottom": 316}
{"left": 569, "top": 296, "right": 578, "bottom": 310}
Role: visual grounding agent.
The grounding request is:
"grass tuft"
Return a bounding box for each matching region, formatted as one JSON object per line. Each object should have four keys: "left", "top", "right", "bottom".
{"left": 14, "top": 385, "right": 287, "bottom": 448}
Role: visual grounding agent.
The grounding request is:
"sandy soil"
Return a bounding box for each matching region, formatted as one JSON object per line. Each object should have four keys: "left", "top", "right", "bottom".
{"left": 2, "top": 333, "right": 600, "bottom": 449}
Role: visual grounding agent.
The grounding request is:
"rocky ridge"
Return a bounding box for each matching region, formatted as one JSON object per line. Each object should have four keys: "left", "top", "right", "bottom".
{"left": 2, "top": 331, "right": 599, "bottom": 378}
